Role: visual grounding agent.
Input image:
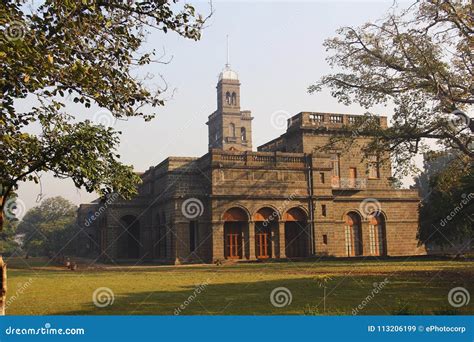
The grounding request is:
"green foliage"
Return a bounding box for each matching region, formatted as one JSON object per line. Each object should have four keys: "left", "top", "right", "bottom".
{"left": 0, "top": 0, "right": 208, "bottom": 219}
{"left": 0, "top": 218, "right": 20, "bottom": 255}
{"left": 310, "top": 1, "right": 473, "bottom": 175}
{"left": 415, "top": 152, "right": 473, "bottom": 247}
{"left": 16, "top": 196, "right": 77, "bottom": 256}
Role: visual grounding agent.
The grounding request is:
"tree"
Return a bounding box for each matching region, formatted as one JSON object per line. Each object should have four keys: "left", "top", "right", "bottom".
{"left": 0, "top": 218, "right": 20, "bottom": 256}
{"left": 415, "top": 151, "right": 473, "bottom": 248}
{"left": 17, "top": 197, "right": 77, "bottom": 257}
{"left": 309, "top": 0, "right": 473, "bottom": 175}
{"left": 0, "top": 0, "right": 209, "bottom": 314}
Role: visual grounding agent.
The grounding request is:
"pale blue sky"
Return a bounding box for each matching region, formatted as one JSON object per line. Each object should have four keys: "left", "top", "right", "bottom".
{"left": 17, "top": 0, "right": 414, "bottom": 213}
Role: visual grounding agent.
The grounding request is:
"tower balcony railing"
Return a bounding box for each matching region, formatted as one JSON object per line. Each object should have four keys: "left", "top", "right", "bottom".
{"left": 288, "top": 112, "right": 387, "bottom": 130}
{"left": 211, "top": 149, "right": 306, "bottom": 168}
{"left": 331, "top": 176, "right": 367, "bottom": 190}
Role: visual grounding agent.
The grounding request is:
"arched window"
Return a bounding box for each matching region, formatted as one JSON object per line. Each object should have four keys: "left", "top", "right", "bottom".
{"left": 226, "top": 92, "right": 231, "bottom": 105}
{"left": 368, "top": 212, "right": 387, "bottom": 256}
{"left": 229, "top": 123, "right": 236, "bottom": 137}
{"left": 240, "top": 127, "right": 246, "bottom": 141}
{"left": 344, "top": 212, "right": 363, "bottom": 256}
{"left": 231, "top": 92, "right": 237, "bottom": 105}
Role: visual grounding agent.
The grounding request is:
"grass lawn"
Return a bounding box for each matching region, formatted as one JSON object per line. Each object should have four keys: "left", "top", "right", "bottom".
{"left": 4, "top": 257, "right": 473, "bottom": 315}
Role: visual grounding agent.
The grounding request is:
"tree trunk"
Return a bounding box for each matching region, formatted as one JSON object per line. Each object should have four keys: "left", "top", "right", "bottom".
{"left": 0, "top": 255, "right": 6, "bottom": 316}
{"left": 0, "top": 208, "right": 7, "bottom": 315}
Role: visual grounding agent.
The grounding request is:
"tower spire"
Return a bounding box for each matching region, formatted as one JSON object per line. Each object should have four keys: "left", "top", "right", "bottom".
{"left": 226, "top": 34, "right": 230, "bottom": 67}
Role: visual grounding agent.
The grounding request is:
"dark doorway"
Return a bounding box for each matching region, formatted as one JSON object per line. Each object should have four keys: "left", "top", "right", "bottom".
{"left": 255, "top": 222, "right": 271, "bottom": 259}
{"left": 284, "top": 208, "right": 309, "bottom": 258}
{"left": 223, "top": 207, "right": 249, "bottom": 260}
{"left": 224, "top": 222, "right": 243, "bottom": 259}
{"left": 120, "top": 215, "right": 140, "bottom": 259}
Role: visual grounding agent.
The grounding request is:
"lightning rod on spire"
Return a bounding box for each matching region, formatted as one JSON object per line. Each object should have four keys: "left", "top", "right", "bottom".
{"left": 226, "top": 35, "right": 230, "bottom": 67}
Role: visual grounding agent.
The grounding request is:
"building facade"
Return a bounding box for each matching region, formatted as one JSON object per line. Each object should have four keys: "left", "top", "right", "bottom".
{"left": 77, "top": 64, "right": 424, "bottom": 264}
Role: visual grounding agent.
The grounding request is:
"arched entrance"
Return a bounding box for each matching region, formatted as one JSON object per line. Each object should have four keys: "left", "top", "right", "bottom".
{"left": 284, "top": 207, "right": 309, "bottom": 258}
{"left": 119, "top": 215, "right": 140, "bottom": 259}
{"left": 344, "top": 212, "right": 363, "bottom": 257}
{"left": 253, "top": 207, "right": 278, "bottom": 259}
{"left": 223, "top": 207, "right": 248, "bottom": 259}
{"left": 368, "top": 212, "right": 387, "bottom": 256}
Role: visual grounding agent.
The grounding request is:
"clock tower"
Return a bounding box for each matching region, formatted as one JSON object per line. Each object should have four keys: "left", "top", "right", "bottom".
{"left": 207, "top": 63, "right": 253, "bottom": 151}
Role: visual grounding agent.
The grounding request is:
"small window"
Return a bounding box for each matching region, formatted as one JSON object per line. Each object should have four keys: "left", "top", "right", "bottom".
{"left": 331, "top": 154, "right": 340, "bottom": 177}
{"left": 321, "top": 204, "right": 327, "bottom": 217}
{"left": 226, "top": 92, "right": 231, "bottom": 105}
{"left": 189, "top": 221, "right": 198, "bottom": 252}
{"left": 231, "top": 92, "right": 237, "bottom": 106}
{"left": 368, "top": 155, "right": 380, "bottom": 179}
{"left": 349, "top": 167, "right": 357, "bottom": 188}
{"left": 323, "top": 235, "right": 328, "bottom": 245}
{"left": 319, "top": 172, "right": 325, "bottom": 184}
{"left": 229, "top": 123, "right": 236, "bottom": 137}
{"left": 241, "top": 127, "right": 246, "bottom": 142}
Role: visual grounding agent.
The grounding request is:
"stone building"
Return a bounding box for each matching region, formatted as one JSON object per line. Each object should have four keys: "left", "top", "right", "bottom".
{"left": 77, "top": 63, "right": 424, "bottom": 263}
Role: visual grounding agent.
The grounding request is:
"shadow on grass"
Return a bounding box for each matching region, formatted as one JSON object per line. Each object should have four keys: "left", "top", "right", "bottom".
{"left": 50, "top": 273, "right": 473, "bottom": 316}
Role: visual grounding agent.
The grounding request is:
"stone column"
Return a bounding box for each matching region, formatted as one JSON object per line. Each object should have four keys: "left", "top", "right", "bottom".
{"left": 278, "top": 221, "right": 286, "bottom": 258}
{"left": 249, "top": 221, "right": 256, "bottom": 260}
{"left": 271, "top": 222, "right": 278, "bottom": 258}
{"left": 242, "top": 223, "right": 249, "bottom": 259}
{"left": 212, "top": 221, "right": 224, "bottom": 262}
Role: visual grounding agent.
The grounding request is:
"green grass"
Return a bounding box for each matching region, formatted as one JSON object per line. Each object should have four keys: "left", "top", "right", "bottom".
{"left": 5, "top": 257, "right": 473, "bottom": 315}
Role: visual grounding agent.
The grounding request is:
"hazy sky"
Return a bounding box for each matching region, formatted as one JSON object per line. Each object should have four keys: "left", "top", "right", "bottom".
{"left": 16, "top": 0, "right": 415, "bottom": 214}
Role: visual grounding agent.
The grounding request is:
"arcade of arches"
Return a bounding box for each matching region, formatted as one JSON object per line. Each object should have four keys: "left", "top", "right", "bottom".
{"left": 219, "top": 207, "right": 387, "bottom": 260}
{"left": 344, "top": 211, "right": 387, "bottom": 257}
{"left": 222, "top": 206, "right": 311, "bottom": 260}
